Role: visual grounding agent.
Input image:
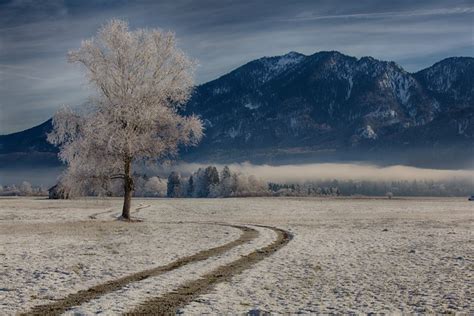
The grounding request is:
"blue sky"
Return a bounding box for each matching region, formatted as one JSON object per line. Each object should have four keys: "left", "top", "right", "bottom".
{"left": 0, "top": 0, "right": 473, "bottom": 134}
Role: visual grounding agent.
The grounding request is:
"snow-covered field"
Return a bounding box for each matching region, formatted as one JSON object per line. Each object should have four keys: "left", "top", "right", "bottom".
{"left": 1, "top": 196, "right": 472, "bottom": 314}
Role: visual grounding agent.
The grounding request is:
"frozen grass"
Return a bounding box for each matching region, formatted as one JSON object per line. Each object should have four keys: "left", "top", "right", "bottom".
{"left": 64, "top": 225, "right": 276, "bottom": 314}
{"left": 0, "top": 196, "right": 472, "bottom": 314}
{"left": 0, "top": 197, "right": 240, "bottom": 314}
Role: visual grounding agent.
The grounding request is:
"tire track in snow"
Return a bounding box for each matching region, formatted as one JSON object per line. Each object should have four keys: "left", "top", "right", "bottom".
{"left": 88, "top": 207, "right": 115, "bottom": 219}
{"left": 127, "top": 225, "right": 292, "bottom": 315}
{"left": 88, "top": 203, "right": 150, "bottom": 220}
{"left": 21, "top": 223, "right": 258, "bottom": 316}
{"left": 126, "top": 203, "right": 151, "bottom": 219}
{"left": 134, "top": 203, "right": 151, "bottom": 213}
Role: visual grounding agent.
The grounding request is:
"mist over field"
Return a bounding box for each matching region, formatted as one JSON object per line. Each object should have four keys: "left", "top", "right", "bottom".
{"left": 164, "top": 162, "right": 474, "bottom": 183}
{"left": 2, "top": 162, "right": 474, "bottom": 188}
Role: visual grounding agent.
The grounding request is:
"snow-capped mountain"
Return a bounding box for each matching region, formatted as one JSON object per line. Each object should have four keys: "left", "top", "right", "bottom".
{"left": 415, "top": 57, "right": 474, "bottom": 108}
{"left": 1, "top": 51, "right": 473, "bottom": 168}
{"left": 183, "top": 51, "right": 473, "bottom": 166}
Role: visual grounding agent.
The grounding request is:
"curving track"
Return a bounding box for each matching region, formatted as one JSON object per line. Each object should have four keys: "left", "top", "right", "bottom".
{"left": 21, "top": 221, "right": 291, "bottom": 315}
{"left": 129, "top": 225, "right": 292, "bottom": 315}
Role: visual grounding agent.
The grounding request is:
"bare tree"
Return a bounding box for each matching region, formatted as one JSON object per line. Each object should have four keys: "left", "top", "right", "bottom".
{"left": 144, "top": 176, "right": 167, "bottom": 197}
{"left": 167, "top": 171, "right": 182, "bottom": 198}
{"left": 19, "top": 181, "right": 33, "bottom": 196}
{"left": 48, "top": 19, "right": 203, "bottom": 220}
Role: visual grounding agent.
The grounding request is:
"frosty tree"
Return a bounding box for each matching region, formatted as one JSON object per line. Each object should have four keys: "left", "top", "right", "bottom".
{"left": 48, "top": 19, "right": 203, "bottom": 219}
{"left": 167, "top": 172, "right": 182, "bottom": 198}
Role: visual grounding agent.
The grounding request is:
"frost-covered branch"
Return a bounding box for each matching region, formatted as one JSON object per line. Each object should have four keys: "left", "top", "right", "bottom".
{"left": 48, "top": 19, "right": 203, "bottom": 218}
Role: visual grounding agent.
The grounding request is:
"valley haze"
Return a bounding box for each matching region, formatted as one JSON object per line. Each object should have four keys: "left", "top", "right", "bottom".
{"left": 1, "top": 51, "right": 473, "bottom": 181}
{"left": 2, "top": 162, "right": 474, "bottom": 187}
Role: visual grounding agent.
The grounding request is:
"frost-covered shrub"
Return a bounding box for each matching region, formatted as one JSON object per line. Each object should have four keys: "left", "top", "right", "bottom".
{"left": 183, "top": 165, "right": 269, "bottom": 198}
{"left": 232, "top": 174, "right": 269, "bottom": 197}
{"left": 144, "top": 177, "right": 167, "bottom": 197}
{"left": 0, "top": 182, "right": 49, "bottom": 197}
{"left": 167, "top": 172, "right": 183, "bottom": 198}
{"left": 269, "top": 182, "right": 341, "bottom": 197}
{"left": 19, "top": 181, "right": 33, "bottom": 195}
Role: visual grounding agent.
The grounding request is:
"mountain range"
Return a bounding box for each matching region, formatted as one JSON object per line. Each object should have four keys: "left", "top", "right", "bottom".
{"left": 1, "top": 51, "right": 473, "bottom": 169}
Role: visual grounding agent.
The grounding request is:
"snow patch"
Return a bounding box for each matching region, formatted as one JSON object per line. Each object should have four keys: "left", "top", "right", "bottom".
{"left": 359, "top": 125, "right": 378, "bottom": 140}
{"left": 379, "top": 69, "right": 416, "bottom": 106}
{"left": 228, "top": 126, "right": 240, "bottom": 139}
{"left": 272, "top": 53, "right": 305, "bottom": 72}
{"left": 366, "top": 108, "right": 397, "bottom": 120}
{"left": 457, "top": 120, "right": 468, "bottom": 135}
{"left": 345, "top": 76, "right": 353, "bottom": 100}
{"left": 290, "top": 117, "right": 298, "bottom": 129}
{"left": 258, "top": 52, "right": 305, "bottom": 82}
{"left": 244, "top": 102, "right": 260, "bottom": 110}
{"left": 213, "top": 86, "right": 230, "bottom": 95}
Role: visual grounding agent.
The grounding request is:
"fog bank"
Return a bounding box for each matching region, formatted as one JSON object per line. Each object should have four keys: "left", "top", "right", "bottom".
{"left": 170, "top": 162, "right": 474, "bottom": 183}
{"left": 2, "top": 162, "right": 473, "bottom": 187}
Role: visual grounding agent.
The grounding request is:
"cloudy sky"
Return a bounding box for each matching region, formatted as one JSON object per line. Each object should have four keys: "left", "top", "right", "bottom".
{"left": 0, "top": 0, "right": 472, "bottom": 134}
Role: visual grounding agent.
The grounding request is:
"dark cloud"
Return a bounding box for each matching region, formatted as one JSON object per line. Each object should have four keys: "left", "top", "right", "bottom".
{"left": 0, "top": 0, "right": 472, "bottom": 133}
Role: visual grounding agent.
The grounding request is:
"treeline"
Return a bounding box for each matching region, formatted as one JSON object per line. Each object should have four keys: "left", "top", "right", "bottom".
{"left": 269, "top": 179, "right": 473, "bottom": 197}
{"left": 165, "top": 171, "right": 473, "bottom": 198}
{"left": 167, "top": 166, "right": 268, "bottom": 198}
{"left": 6, "top": 169, "right": 472, "bottom": 198}
{"left": 60, "top": 165, "right": 268, "bottom": 198}
{"left": 0, "top": 182, "right": 48, "bottom": 196}
{"left": 269, "top": 183, "right": 341, "bottom": 196}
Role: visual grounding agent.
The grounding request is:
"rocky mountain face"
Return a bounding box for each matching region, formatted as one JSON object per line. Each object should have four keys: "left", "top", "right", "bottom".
{"left": 184, "top": 51, "right": 473, "bottom": 166}
{"left": 1, "top": 51, "right": 473, "bottom": 168}
{"left": 415, "top": 57, "right": 473, "bottom": 108}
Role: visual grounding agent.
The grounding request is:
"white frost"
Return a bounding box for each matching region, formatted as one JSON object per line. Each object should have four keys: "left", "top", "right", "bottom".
{"left": 244, "top": 102, "right": 260, "bottom": 110}
{"left": 1, "top": 197, "right": 471, "bottom": 314}
{"left": 359, "top": 125, "right": 378, "bottom": 139}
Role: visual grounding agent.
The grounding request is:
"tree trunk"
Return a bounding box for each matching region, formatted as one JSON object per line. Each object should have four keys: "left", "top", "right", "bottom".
{"left": 121, "top": 159, "right": 133, "bottom": 220}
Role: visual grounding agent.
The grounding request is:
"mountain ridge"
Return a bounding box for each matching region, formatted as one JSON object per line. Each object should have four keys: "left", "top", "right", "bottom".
{"left": 1, "top": 51, "right": 473, "bottom": 169}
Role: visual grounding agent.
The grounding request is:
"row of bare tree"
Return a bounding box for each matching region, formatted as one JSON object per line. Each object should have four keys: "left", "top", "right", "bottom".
{"left": 167, "top": 166, "right": 268, "bottom": 198}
